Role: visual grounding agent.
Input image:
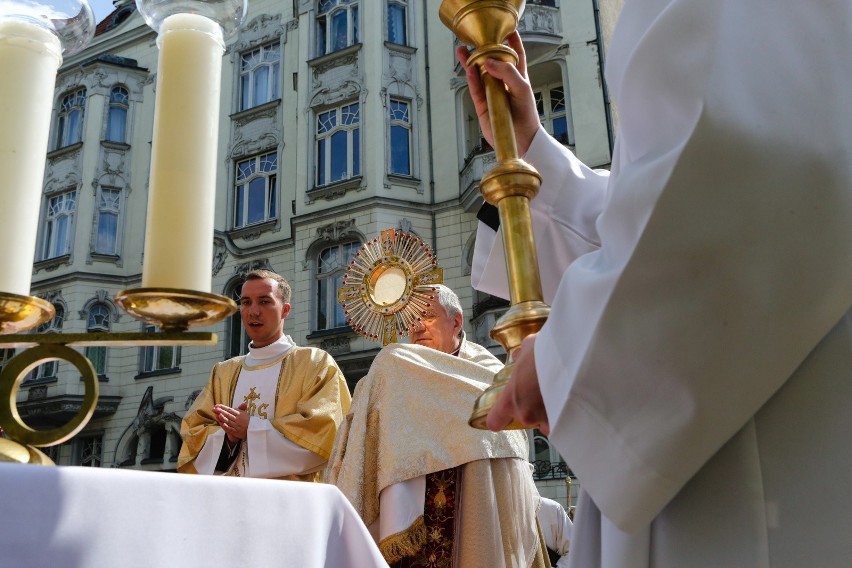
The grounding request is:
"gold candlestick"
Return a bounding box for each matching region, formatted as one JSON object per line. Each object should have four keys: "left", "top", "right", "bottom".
{"left": 440, "top": 0, "right": 550, "bottom": 429}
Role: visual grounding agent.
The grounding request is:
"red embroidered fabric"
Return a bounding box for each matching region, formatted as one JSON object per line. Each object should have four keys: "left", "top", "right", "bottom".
{"left": 392, "top": 467, "right": 458, "bottom": 568}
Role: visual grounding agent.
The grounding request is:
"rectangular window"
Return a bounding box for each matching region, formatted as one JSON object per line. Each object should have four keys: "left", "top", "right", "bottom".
{"left": 141, "top": 325, "right": 180, "bottom": 373}
{"left": 42, "top": 190, "right": 77, "bottom": 260}
{"left": 75, "top": 434, "right": 103, "bottom": 467}
{"left": 234, "top": 151, "right": 278, "bottom": 228}
{"left": 86, "top": 346, "right": 108, "bottom": 376}
{"left": 239, "top": 42, "right": 281, "bottom": 111}
{"left": 389, "top": 99, "right": 411, "bottom": 176}
{"left": 106, "top": 86, "right": 128, "bottom": 143}
{"left": 387, "top": 1, "right": 407, "bottom": 45}
{"left": 316, "top": 103, "right": 360, "bottom": 186}
{"left": 86, "top": 303, "right": 111, "bottom": 377}
{"left": 317, "top": 0, "right": 359, "bottom": 56}
{"left": 95, "top": 188, "right": 121, "bottom": 255}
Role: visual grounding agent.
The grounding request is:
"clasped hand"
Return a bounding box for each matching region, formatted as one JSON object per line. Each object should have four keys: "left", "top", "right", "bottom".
{"left": 213, "top": 402, "right": 248, "bottom": 444}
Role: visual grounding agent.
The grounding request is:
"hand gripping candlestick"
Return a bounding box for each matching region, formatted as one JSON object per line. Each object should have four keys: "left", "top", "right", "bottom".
{"left": 115, "top": 0, "right": 246, "bottom": 331}
{"left": 439, "top": 1, "right": 550, "bottom": 429}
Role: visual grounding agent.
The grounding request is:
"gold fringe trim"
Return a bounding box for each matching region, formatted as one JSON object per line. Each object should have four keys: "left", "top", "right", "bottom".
{"left": 378, "top": 515, "right": 427, "bottom": 564}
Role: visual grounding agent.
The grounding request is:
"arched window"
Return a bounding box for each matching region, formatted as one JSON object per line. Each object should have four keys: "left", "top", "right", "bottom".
{"left": 315, "top": 241, "right": 360, "bottom": 330}
{"left": 85, "top": 303, "right": 111, "bottom": 377}
{"left": 36, "top": 304, "right": 64, "bottom": 333}
{"left": 106, "top": 86, "right": 129, "bottom": 143}
{"left": 316, "top": 0, "right": 359, "bottom": 56}
{"left": 56, "top": 88, "right": 86, "bottom": 149}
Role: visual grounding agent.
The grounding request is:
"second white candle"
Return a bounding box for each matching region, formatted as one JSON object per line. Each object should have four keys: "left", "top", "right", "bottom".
{"left": 142, "top": 13, "right": 224, "bottom": 293}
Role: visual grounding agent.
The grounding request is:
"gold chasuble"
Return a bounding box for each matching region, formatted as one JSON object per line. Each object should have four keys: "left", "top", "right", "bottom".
{"left": 326, "top": 338, "right": 548, "bottom": 567}
{"left": 179, "top": 340, "right": 350, "bottom": 481}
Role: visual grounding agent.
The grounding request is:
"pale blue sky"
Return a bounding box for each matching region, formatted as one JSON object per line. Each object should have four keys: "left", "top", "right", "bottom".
{"left": 89, "top": 0, "right": 119, "bottom": 23}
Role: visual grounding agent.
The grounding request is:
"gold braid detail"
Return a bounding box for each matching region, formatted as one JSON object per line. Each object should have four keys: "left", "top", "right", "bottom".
{"left": 378, "top": 515, "right": 427, "bottom": 564}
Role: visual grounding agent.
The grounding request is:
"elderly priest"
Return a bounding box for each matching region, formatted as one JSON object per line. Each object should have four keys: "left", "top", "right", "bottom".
{"left": 326, "top": 285, "right": 548, "bottom": 567}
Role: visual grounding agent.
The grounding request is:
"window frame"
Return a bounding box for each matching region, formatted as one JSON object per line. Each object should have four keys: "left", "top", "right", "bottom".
{"left": 225, "top": 278, "right": 250, "bottom": 359}
{"left": 139, "top": 325, "right": 181, "bottom": 375}
{"left": 534, "top": 82, "right": 574, "bottom": 146}
{"left": 239, "top": 41, "right": 282, "bottom": 112}
{"left": 74, "top": 433, "right": 103, "bottom": 467}
{"left": 388, "top": 98, "right": 412, "bottom": 176}
{"left": 315, "top": 102, "right": 361, "bottom": 187}
{"left": 93, "top": 187, "right": 123, "bottom": 256}
{"left": 314, "top": 241, "right": 361, "bottom": 331}
{"left": 316, "top": 0, "right": 360, "bottom": 56}
{"left": 55, "top": 87, "right": 86, "bottom": 149}
{"left": 29, "top": 303, "right": 65, "bottom": 381}
{"left": 233, "top": 151, "right": 278, "bottom": 229}
{"left": 41, "top": 189, "right": 77, "bottom": 261}
{"left": 386, "top": 0, "right": 408, "bottom": 45}
{"left": 105, "top": 85, "right": 129, "bottom": 143}
{"left": 85, "top": 303, "right": 111, "bottom": 378}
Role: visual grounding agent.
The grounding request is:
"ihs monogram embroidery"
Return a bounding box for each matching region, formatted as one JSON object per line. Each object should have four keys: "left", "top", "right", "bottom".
{"left": 243, "top": 387, "right": 269, "bottom": 419}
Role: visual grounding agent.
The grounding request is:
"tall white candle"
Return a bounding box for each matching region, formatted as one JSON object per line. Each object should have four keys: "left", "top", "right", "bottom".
{"left": 142, "top": 13, "right": 224, "bottom": 292}
{"left": 0, "top": 20, "right": 62, "bottom": 296}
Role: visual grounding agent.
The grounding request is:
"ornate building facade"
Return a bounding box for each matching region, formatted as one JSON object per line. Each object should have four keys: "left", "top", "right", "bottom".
{"left": 7, "top": 0, "right": 616, "bottom": 505}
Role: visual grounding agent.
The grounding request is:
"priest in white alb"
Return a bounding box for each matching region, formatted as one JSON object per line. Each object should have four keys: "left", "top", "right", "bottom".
{"left": 462, "top": 5, "right": 852, "bottom": 565}
{"left": 178, "top": 270, "right": 351, "bottom": 481}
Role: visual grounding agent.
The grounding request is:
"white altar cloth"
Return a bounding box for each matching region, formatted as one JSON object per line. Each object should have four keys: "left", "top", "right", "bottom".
{"left": 0, "top": 463, "right": 388, "bottom": 568}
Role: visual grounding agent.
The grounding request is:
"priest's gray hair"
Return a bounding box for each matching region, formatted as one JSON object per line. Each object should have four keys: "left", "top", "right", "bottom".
{"left": 431, "top": 285, "right": 463, "bottom": 320}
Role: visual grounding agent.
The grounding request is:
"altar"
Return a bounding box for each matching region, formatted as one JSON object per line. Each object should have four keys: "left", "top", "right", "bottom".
{"left": 0, "top": 463, "right": 388, "bottom": 567}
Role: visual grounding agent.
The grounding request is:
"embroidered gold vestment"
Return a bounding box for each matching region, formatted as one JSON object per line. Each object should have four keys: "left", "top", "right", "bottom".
{"left": 326, "top": 339, "right": 547, "bottom": 567}
{"left": 179, "top": 346, "right": 351, "bottom": 481}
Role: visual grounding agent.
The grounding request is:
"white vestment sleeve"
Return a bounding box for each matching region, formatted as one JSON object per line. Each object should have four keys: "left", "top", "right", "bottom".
{"left": 470, "top": 126, "right": 608, "bottom": 303}
{"left": 533, "top": 0, "right": 852, "bottom": 534}
{"left": 246, "top": 416, "right": 326, "bottom": 478}
{"left": 537, "top": 496, "right": 572, "bottom": 566}
{"left": 193, "top": 429, "right": 226, "bottom": 474}
{"left": 370, "top": 476, "right": 426, "bottom": 544}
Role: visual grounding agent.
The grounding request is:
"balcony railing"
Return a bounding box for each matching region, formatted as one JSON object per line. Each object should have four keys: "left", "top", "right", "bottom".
{"left": 531, "top": 459, "right": 572, "bottom": 481}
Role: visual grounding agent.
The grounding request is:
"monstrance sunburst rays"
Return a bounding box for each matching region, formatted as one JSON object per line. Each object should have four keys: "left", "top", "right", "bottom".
{"left": 337, "top": 228, "right": 444, "bottom": 345}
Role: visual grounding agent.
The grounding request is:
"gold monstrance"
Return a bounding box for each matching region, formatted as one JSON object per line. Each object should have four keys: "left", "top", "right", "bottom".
{"left": 338, "top": 228, "right": 444, "bottom": 346}
{"left": 440, "top": 1, "right": 550, "bottom": 429}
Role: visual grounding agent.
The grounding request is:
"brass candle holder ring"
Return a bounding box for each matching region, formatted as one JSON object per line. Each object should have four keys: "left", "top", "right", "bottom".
{"left": 0, "top": 329, "right": 219, "bottom": 464}
{"left": 0, "top": 292, "right": 56, "bottom": 335}
{"left": 0, "top": 344, "right": 98, "bottom": 464}
{"left": 115, "top": 287, "right": 237, "bottom": 332}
